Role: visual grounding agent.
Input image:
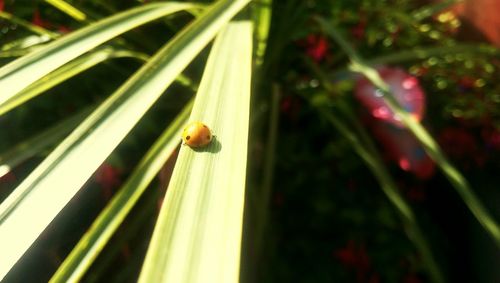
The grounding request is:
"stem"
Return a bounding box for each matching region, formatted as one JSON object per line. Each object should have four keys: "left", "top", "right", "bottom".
{"left": 367, "top": 44, "right": 500, "bottom": 66}
{"left": 252, "top": 0, "right": 272, "bottom": 66}
{"left": 317, "top": 17, "right": 500, "bottom": 248}
{"left": 305, "top": 61, "right": 445, "bottom": 283}
{"left": 322, "top": 108, "right": 444, "bottom": 283}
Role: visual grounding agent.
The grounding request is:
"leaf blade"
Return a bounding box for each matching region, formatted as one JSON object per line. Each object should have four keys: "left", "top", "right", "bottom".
{"left": 0, "top": 47, "right": 148, "bottom": 116}
{"left": 0, "top": 0, "right": 250, "bottom": 279}
{"left": 139, "top": 20, "right": 253, "bottom": 283}
{"left": 317, "top": 16, "right": 500, "bottom": 247}
{"left": 0, "top": 2, "right": 197, "bottom": 105}
{"left": 49, "top": 101, "right": 192, "bottom": 283}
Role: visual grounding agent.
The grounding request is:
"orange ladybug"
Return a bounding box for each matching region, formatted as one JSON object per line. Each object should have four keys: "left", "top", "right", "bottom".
{"left": 182, "top": 122, "right": 213, "bottom": 148}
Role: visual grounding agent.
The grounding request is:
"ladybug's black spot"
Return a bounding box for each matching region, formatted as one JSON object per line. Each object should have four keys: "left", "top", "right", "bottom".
{"left": 207, "top": 135, "right": 211, "bottom": 140}
{"left": 203, "top": 125, "right": 207, "bottom": 128}
{"left": 186, "top": 135, "right": 191, "bottom": 140}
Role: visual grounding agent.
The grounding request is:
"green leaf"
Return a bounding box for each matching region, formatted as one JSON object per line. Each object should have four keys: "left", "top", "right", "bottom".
{"left": 366, "top": 44, "right": 500, "bottom": 65}
{"left": 0, "top": 0, "right": 250, "bottom": 279}
{"left": 317, "top": 17, "right": 500, "bottom": 248}
{"left": 252, "top": 0, "right": 272, "bottom": 66}
{"left": 305, "top": 61, "right": 444, "bottom": 282}
{"left": 0, "top": 107, "right": 93, "bottom": 179}
{"left": 83, "top": 182, "right": 163, "bottom": 283}
{"left": 0, "top": 2, "right": 198, "bottom": 107}
{"left": 49, "top": 101, "right": 192, "bottom": 283}
{"left": 0, "top": 48, "right": 40, "bottom": 58}
{"left": 139, "top": 21, "right": 253, "bottom": 283}
{"left": 312, "top": 97, "right": 444, "bottom": 283}
{"left": 0, "top": 11, "right": 59, "bottom": 38}
{"left": 1, "top": 35, "right": 52, "bottom": 52}
{"left": 44, "top": 0, "right": 88, "bottom": 22}
{"left": 0, "top": 47, "right": 148, "bottom": 116}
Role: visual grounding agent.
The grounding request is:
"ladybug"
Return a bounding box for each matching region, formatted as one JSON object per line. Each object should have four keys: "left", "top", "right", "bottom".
{"left": 182, "top": 121, "right": 213, "bottom": 148}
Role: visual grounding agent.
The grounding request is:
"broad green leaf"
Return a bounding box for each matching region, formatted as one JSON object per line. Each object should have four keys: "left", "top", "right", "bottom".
{"left": 139, "top": 21, "right": 253, "bottom": 283}
{"left": 0, "top": 47, "right": 148, "bottom": 116}
{"left": 0, "top": 0, "right": 250, "bottom": 279}
{"left": 317, "top": 17, "right": 500, "bottom": 247}
{"left": 0, "top": 2, "right": 198, "bottom": 106}
{"left": 50, "top": 101, "right": 192, "bottom": 283}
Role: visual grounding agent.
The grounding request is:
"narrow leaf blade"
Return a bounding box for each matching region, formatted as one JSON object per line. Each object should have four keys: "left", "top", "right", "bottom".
{"left": 0, "top": 2, "right": 196, "bottom": 105}
{"left": 0, "top": 0, "right": 250, "bottom": 279}
{"left": 0, "top": 47, "right": 147, "bottom": 116}
{"left": 317, "top": 17, "right": 500, "bottom": 247}
{"left": 139, "top": 21, "right": 253, "bottom": 283}
{"left": 50, "top": 101, "right": 192, "bottom": 283}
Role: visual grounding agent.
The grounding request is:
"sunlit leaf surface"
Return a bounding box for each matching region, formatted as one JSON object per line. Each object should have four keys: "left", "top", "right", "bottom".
{"left": 139, "top": 21, "right": 253, "bottom": 283}
{"left": 50, "top": 101, "right": 192, "bottom": 283}
{"left": 0, "top": 0, "right": 249, "bottom": 279}
{"left": 0, "top": 2, "right": 198, "bottom": 106}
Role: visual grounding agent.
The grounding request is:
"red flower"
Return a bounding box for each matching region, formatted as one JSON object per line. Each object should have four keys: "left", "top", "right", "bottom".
{"left": 351, "top": 22, "right": 366, "bottom": 40}
{"left": 121, "top": 244, "right": 131, "bottom": 259}
{"left": 438, "top": 127, "right": 488, "bottom": 168}
{"left": 95, "top": 163, "right": 122, "bottom": 199}
{"left": 334, "top": 240, "right": 359, "bottom": 267}
{"left": 482, "top": 127, "right": 500, "bottom": 151}
{"left": 0, "top": 171, "right": 16, "bottom": 183}
{"left": 438, "top": 127, "right": 477, "bottom": 158}
{"left": 280, "top": 95, "right": 302, "bottom": 122}
{"left": 272, "top": 192, "right": 284, "bottom": 207}
{"left": 0, "top": 0, "right": 4, "bottom": 12}
{"left": 334, "top": 240, "right": 371, "bottom": 276}
{"left": 406, "top": 185, "right": 427, "bottom": 202}
{"left": 458, "top": 76, "right": 476, "bottom": 90}
{"left": 334, "top": 240, "right": 379, "bottom": 283}
{"left": 368, "top": 273, "right": 380, "bottom": 283}
{"left": 304, "top": 34, "right": 329, "bottom": 62}
{"left": 58, "top": 25, "right": 72, "bottom": 34}
{"left": 403, "top": 273, "right": 423, "bottom": 283}
{"left": 280, "top": 96, "right": 293, "bottom": 113}
{"left": 32, "top": 10, "right": 51, "bottom": 28}
{"left": 347, "top": 179, "right": 357, "bottom": 192}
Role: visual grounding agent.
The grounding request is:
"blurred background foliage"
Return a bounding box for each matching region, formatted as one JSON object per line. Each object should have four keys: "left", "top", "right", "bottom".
{"left": 0, "top": 0, "right": 499, "bottom": 282}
